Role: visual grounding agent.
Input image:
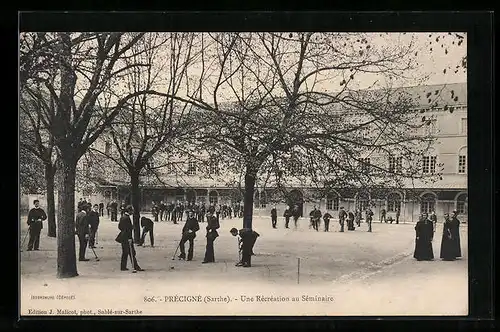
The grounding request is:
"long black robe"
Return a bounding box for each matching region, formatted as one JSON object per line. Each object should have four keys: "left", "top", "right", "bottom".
{"left": 450, "top": 216, "right": 462, "bottom": 258}
{"left": 414, "top": 219, "right": 434, "bottom": 260}
{"left": 439, "top": 218, "right": 456, "bottom": 260}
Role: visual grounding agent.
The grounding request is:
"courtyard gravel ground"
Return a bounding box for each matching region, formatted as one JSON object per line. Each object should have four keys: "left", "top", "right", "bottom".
{"left": 19, "top": 214, "right": 468, "bottom": 316}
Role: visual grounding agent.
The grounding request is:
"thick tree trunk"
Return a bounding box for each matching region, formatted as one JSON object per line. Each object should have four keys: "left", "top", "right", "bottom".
{"left": 130, "top": 170, "right": 141, "bottom": 243}
{"left": 243, "top": 169, "right": 257, "bottom": 229}
{"left": 45, "top": 163, "right": 56, "bottom": 238}
{"left": 56, "top": 159, "right": 78, "bottom": 278}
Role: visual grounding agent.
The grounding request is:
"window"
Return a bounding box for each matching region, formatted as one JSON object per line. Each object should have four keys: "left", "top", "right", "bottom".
{"left": 105, "top": 142, "right": 112, "bottom": 155}
{"left": 360, "top": 158, "right": 370, "bottom": 174}
{"left": 187, "top": 160, "right": 196, "bottom": 175}
{"left": 209, "top": 158, "right": 220, "bottom": 175}
{"left": 389, "top": 156, "right": 403, "bottom": 173}
{"left": 422, "top": 156, "right": 437, "bottom": 174}
{"left": 387, "top": 193, "right": 401, "bottom": 212}
{"left": 461, "top": 118, "right": 467, "bottom": 134}
{"left": 456, "top": 194, "right": 467, "bottom": 214}
{"left": 420, "top": 193, "right": 435, "bottom": 214}
{"left": 327, "top": 194, "right": 339, "bottom": 211}
{"left": 458, "top": 155, "right": 467, "bottom": 174}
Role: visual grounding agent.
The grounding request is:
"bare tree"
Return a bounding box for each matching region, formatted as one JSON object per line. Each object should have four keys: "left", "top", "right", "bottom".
{"left": 185, "top": 32, "right": 443, "bottom": 229}
{"left": 19, "top": 32, "right": 168, "bottom": 278}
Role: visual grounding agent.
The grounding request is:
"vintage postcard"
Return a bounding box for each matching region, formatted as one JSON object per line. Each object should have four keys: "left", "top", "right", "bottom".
{"left": 19, "top": 19, "right": 470, "bottom": 316}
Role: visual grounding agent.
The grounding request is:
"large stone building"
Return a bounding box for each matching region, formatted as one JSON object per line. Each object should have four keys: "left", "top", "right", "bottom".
{"left": 73, "top": 82, "right": 467, "bottom": 223}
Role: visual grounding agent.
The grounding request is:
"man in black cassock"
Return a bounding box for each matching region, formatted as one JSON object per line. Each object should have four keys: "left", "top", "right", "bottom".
{"left": 439, "top": 213, "right": 457, "bottom": 260}
{"left": 231, "top": 227, "right": 260, "bottom": 267}
{"left": 413, "top": 212, "right": 434, "bottom": 261}
{"left": 178, "top": 210, "right": 199, "bottom": 261}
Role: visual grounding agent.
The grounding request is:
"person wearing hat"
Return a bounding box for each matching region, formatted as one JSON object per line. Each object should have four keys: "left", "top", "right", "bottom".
{"left": 75, "top": 204, "right": 90, "bottom": 261}
{"left": 230, "top": 227, "right": 260, "bottom": 267}
{"left": 26, "top": 199, "right": 47, "bottom": 251}
{"left": 413, "top": 212, "right": 434, "bottom": 261}
{"left": 178, "top": 210, "right": 199, "bottom": 260}
{"left": 115, "top": 205, "right": 144, "bottom": 272}
{"left": 202, "top": 210, "right": 220, "bottom": 263}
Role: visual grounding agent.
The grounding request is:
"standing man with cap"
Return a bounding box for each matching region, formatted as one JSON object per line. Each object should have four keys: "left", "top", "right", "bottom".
{"left": 75, "top": 205, "right": 90, "bottom": 261}
{"left": 270, "top": 205, "right": 278, "bottom": 229}
{"left": 87, "top": 204, "right": 100, "bottom": 249}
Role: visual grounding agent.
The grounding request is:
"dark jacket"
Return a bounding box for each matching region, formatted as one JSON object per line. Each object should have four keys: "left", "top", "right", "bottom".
{"left": 27, "top": 207, "right": 47, "bottom": 229}
{"left": 238, "top": 228, "right": 260, "bottom": 240}
{"left": 116, "top": 213, "right": 133, "bottom": 243}
{"left": 271, "top": 208, "right": 277, "bottom": 217}
{"left": 283, "top": 209, "right": 291, "bottom": 218}
{"left": 323, "top": 212, "right": 332, "bottom": 221}
{"left": 87, "top": 210, "right": 100, "bottom": 230}
{"left": 75, "top": 211, "right": 89, "bottom": 236}
{"left": 183, "top": 217, "right": 200, "bottom": 239}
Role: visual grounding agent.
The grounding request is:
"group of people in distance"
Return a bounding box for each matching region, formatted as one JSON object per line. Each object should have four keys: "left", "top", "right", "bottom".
{"left": 272, "top": 205, "right": 375, "bottom": 232}
{"left": 413, "top": 210, "right": 462, "bottom": 261}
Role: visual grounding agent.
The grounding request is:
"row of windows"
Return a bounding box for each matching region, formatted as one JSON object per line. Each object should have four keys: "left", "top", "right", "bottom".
{"left": 359, "top": 155, "right": 466, "bottom": 175}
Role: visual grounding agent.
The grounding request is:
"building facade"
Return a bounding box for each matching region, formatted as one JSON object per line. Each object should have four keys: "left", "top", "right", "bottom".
{"left": 69, "top": 83, "right": 467, "bottom": 223}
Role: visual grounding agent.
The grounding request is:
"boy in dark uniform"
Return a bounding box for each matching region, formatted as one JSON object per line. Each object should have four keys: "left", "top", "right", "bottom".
{"left": 178, "top": 210, "right": 200, "bottom": 260}
{"left": 116, "top": 205, "right": 144, "bottom": 272}
{"left": 270, "top": 206, "right": 278, "bottom": 228}
{"left": 87, "top": 204, "right": 100, "bottom": 248}
{"left": 283, "top": 206, "right": 291, "bottom": 229}
{"left": 338, "top": 207, "right": 347, "bottom": 232}
{"left": 138, "top": 216, "right": 155, "bottom": 247}
{"left": 26, "top": 200, "right": 47, "bottom": 251}
{"left": 230, "top": 227, "right": 260, "bottom": 267}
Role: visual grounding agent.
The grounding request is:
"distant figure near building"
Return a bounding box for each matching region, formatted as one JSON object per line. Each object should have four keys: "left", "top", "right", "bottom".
{"left": 178, "top": 210, "right": 199, "bottom": 261}
{"left": 310, "top": 206, "right": 322, "bottom": 232}
{"left": 413, "top": 213, "right": 434, "bottom": 261}
{"left": 347, "top": 210, "right": 355, "bottom": 231}
{"left": 292, "top": 205, "right": 300, "bottom": 229}
{"left": 26, "top": 200, "right": 47, "bottom": 251}
{"left": 283, "top": 205, "right": 291, "bottom": 229}
{"left": 270, "top": 206, "right": 278, "bottom": 229}
{"left": 98, "top": 202, "right": 104, "bottom": 216}
{"left": 380, "top": 208, "right": 387, "bottom": 223}
{"left": 429, "top": 210, "right": 438, "bottom": 237}
{"left": 110, "top": 200, "right": 118, "bottom": 222}
{"left": 338, "top": 207, "right": 347, "bottom": 232}
{"left": 366, "top": 208, "right": 374, "bottom": 232}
